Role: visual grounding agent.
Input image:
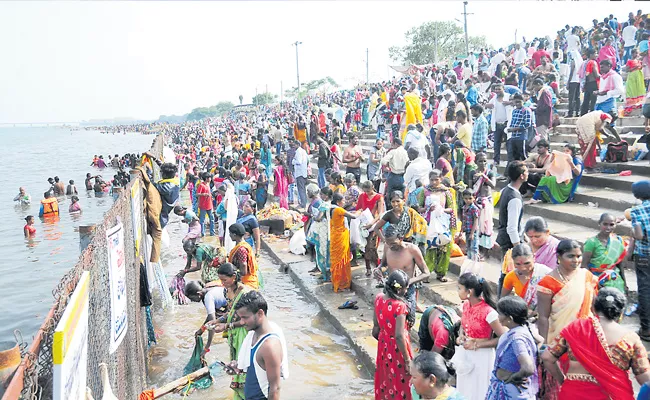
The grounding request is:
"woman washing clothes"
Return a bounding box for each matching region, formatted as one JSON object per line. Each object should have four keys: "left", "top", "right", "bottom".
{"left": 527, "top": 144, "right": 583, "bottom": 204}
{"left": 574, "top": 110, "right": 619, "bottom": 171}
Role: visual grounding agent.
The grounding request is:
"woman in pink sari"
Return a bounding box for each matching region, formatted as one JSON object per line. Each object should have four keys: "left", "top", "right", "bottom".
{"left": 597, "top": 37, "right": 618, "bottom": 70}
{"left": 542, "top": 288, "right": 650, "bottom": 400}
{"left": 273, "top": 155, "right": 289, "bottom": 209}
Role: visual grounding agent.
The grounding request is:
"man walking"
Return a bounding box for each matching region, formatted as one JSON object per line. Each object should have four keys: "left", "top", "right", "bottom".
{"left": 291, "top": 140, "right": 309, "bottom": 209}
{"left": 531, "top": 78, "right": 553, "bottom": 141}
{"left": 485, "top": 83, "right": 512, "bottom": 165}
{"left": 581, "top": 49, "right": 600, "bottom": 116}
{"left": 197, "top": 172, "right": 215, "bottom": 237}
{"left": 631, "top": 181, "right": 650, "bottom": 342}
{"left": 594, "top": 59, "right": 624, "bottom": 125}
{"left": 470, "top": 104, "right": 488, "bottom": 153}
{"left": 315, "top": 135, "right": 331, "bottom": 188}
{"left": 506, "top": 94, "right": 533, "bottom": 162}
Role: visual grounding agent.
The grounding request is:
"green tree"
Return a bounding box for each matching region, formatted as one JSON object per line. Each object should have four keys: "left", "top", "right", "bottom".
{"left": 186, "top": 101, "right": 234, "bottom": 121}
{"left": 284, "top": 76, "right": 338, "bottom": 99}
{"left": 238, "top": 94, "right": 243, "bottom": 105}
{"left": 252, "top": 92, "right": 276, "bottom": 105}
{"left": 389, "top": 21, "right": 488, "bottom": 65}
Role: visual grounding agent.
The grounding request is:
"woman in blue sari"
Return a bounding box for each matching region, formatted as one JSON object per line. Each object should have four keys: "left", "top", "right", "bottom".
{"left": 307, "top": 187, "right": 332, "bottom": 281}
{"left": 529, "top": 143, "right": 583, "bottom": 204}
{"left": 236, "top": 199, "right": 261, "bottom": 254}
{"left": 260, "top": 142, "right": 273, "bottom": 179}
{"left": 361, "top": 96, "right": 371, "bottom": 128}
{"left": 486, "top": 296, "right": 539, "bottom": 400}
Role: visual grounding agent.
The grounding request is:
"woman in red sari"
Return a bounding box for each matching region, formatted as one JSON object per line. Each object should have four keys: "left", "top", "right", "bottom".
{"left": 357, "top": 180, "right": 385, "bottom": 276}
{"left": 373, "top": 270, "right": 413, "bottom": 400}
{"left": 273, "top": 155, "right": 289, "bottom": 209}
{"left": 542, "top": 287, "right": 650, "bottom": 399}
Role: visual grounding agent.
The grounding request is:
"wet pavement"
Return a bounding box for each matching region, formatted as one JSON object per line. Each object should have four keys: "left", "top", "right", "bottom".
{"left": 146, "top": 218, "right": 374, "bottom": 399}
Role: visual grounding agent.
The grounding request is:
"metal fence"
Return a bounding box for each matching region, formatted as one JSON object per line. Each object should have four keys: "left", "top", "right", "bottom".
{"left": 4, "top": 134, "right": 164, "bottom": 400}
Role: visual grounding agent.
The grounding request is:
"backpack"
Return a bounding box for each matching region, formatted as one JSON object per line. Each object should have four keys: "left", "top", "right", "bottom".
{"left": 605, "top": 141, "right": 629, "bottom": 163}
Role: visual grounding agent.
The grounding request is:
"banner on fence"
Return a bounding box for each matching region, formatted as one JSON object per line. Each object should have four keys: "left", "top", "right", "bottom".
{"left": 130, "top": 179, "right": 142, "bottom": 257}
{"left": 52, "top": 271, "right": 90, "bottom": 400}
{"left": 107, "top": 222, "right": 128, "bottom": 353}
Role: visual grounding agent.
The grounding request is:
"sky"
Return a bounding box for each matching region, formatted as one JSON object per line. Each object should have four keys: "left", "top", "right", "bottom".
{"left": 0, "top": 1, "right": 638, "bottom": 124}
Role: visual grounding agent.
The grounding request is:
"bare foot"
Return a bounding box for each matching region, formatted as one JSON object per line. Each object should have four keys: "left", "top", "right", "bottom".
{"left": 525, "top": 199, "right": 542, "bottom": 205}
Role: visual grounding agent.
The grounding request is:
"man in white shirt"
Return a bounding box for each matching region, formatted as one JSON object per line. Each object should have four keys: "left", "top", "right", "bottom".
{"left": 566, "top": 28, "right": 581, "bottom": 53}
{"left": 485, "top": 83, "right": 512, "bottom": 165}
{"left": 567, "top": 50, "right": 583, "bottom": 117}
{"left": 513, "top": 43, "right": 527, "bottom": 67}
{"left": 291, "top": 141, "right": 309, "bottom": 208}
{"left": 381, "top": 137, "right": 409, "bottom": 207}
{"left": 404, "top": 124, "right": 430, "bottom": 159}
{"left": 622, "top": 21, "right": 638, "bottom": 63}
{"left": 595, "top": 59, "right": 624, "bottom": 126}
{"left": 468, "top": 51, "right": 477, "bottom": 72}
{"left": 403, "top": 148, "right": 432, "bottom": 196}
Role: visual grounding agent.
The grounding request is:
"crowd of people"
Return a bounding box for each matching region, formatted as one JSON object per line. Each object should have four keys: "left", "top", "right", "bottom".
{"left": 19, "top": 7, "right": 650, "bottom": 400}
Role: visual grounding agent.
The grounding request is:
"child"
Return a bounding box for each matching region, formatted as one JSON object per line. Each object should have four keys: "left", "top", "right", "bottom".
{"left": 461, "top": 189, "right": 480, "bottom": 260}
{"left": 407, "top": 179, "right": 424, "bottom": 208}
{"left": 23, "top": 215, "right": 36, "bottom": 237}
{"left": 66, "top": 179, "right": 78, "bottom": 195}
{"left": 69, "top": 195, "right": 82, "bottom": 213}
{"left": 174, "top": 205, "right": 201, "bottom": 248}
{"left": 469, "top": 152, "right": 496, "bottom": 257}
{"left": 631, "top": 180, "right": 650, "bottom": 340}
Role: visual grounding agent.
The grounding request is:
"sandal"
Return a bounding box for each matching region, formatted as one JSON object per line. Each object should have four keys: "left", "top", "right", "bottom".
{"left": 338, "top": 300, "right": 359, "bottom": 310}
{"left": 365, "top": 268, "right": 372, "bottom": 277}
{"left": 308, "top": 266, "right": 320, "bottom": 274}
{"left": 437, "top": 276, "right": 449, "bottom": 283}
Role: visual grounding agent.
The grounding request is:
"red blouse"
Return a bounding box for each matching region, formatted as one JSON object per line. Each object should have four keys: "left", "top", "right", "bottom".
{"left": 461, "top": 300, "right": 496, "bottom": 339}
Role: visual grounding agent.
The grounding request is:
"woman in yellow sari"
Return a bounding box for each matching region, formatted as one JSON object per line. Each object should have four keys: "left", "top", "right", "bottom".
{"left": 329, "top": 193, "right": 358, "bottom": 292}
{"left": 537, "top": 239, "right": 599, "bottom": 399}
{"left": 227, "top": 223, "right": 260, "bottom": 289}
{"left": 400, "top": 88, "right": 424, "bottom": 142}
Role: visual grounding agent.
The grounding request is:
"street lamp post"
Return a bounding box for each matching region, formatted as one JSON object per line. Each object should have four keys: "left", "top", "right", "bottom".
{"left": 292, "top": 41, "right": 302, "bottom": 100}
{"left": 462, "top": 1, "right": 471, "bottom": 56}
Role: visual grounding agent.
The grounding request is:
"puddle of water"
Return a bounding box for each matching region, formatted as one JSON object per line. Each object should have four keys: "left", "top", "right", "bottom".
{"left": 147, "top": 220, "right": 374, "bottom": 399}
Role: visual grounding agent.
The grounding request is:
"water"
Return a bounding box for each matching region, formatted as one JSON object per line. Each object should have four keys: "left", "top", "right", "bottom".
{"left": 148, "top": 219, "right": 374, "bottom": 399}
{"left": 0, "top": 127, "right": 153, "bottom": 344}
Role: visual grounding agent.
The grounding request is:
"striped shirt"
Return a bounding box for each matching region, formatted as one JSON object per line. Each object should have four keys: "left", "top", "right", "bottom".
{"left": 471, "top": 115, "right": 489, "bottom": 152}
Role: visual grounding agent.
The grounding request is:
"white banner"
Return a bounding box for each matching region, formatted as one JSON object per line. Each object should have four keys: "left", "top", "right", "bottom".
{"left": 106, "top": 222, "right": 128, "bottom": 353}
{"left": 130, "top": 180, "right": 142, "bottom": 257}
{"left": 53, "top": 271, "right": 89, "bottom": 400}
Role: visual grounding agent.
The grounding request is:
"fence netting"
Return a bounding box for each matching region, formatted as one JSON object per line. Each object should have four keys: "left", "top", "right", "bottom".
{"left": 16, "top": 134, "right": 164, "bottom": 400}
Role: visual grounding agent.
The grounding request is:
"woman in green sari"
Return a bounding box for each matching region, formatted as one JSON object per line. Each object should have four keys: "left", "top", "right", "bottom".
{"left": 581, "top": 213, "right": 628, "bottom": 293}
{"left": 208, "top": 262, "right": 252, "bottom": 399}
{"left": 528, "top": 144, "right": 583, "bottom": 205}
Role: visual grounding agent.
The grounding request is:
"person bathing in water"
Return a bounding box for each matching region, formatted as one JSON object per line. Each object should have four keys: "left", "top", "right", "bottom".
{"left": 24, "top": 215, "right": 36, "bottom": 237}
{"left": 66, "top": 180, "right": 78, "bottom": 195}
{"left": 69, "top": 196, "right": 82, "bottom": 213}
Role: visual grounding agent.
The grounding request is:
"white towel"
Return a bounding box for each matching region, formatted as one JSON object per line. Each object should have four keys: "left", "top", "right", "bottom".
{"left": 237, "top": 321, "right": 290, "bottom": 379}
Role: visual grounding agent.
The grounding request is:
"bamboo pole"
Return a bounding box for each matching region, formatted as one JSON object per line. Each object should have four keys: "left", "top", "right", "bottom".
{"left": 151, "top": 366, "right": 210, "bottom": 399}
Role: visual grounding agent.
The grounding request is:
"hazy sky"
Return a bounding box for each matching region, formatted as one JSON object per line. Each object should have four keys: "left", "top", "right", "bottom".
{"left": 0, "top": 1, "right": 636, "bottom": 123}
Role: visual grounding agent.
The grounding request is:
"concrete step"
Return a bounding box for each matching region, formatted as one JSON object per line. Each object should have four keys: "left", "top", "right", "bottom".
{"left": 555, "top": 124, "right": 646, "bottom": 135}
{"left": 553, "top": 133, "right": 639, "bottom": 146}
{"left": 561, "top": 116, "right": 645, "bottom": 127}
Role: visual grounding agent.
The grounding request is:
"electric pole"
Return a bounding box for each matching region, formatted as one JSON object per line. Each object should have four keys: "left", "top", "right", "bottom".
{"left": 281, "top": 80, "right": 283, "bottom": 103}
{"left": 462, "top": 1, "right": 473, "bottom": 56}
{"left": 292, "top": 41, "right": 302, "bottom": 100}
{"left": 366, "top": 48, "right": 369, "bottom": 85}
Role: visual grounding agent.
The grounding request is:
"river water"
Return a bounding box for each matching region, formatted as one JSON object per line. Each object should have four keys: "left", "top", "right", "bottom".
{"left": 148, "top": 218, "right": 375, "bottom": 399}
{"left": 0, "top": 127, "right": 154, "bottom": 344}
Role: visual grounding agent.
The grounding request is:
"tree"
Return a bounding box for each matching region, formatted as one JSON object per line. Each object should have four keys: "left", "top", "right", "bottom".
{"left": 389, "top": 21, "right": 488, "bottom": 65}
{"left": 186, "top": 101, "right": 234, "bottom": 121}
{"left": 238, "top": 95, "right": 243, "bottom": 105}
{"left": 252, "top": 92, "right": 276, "bottom": 105}
{"left": 284, "top": 76, "right": 339, "bottom": 99}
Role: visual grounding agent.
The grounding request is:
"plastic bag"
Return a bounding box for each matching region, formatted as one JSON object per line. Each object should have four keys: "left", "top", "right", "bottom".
{"left": 349, "top": 218, "right": 363, "bottom": 246}
{"left": 289, "top": 229, "right": 307, "bottom": 255}
{"left": 450, "top": 242, "right": 463, "bottom": 257}
{"left": 425, "top": 195, "right": 451, "bottom": 247}
{"left": 460, "top": 258, "right": 485, "bottom": 276}
{"left": 161, "top": 227, "right": 170, "bottom": 248}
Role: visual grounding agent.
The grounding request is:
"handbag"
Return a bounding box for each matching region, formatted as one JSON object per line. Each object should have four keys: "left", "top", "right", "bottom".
{"left": 605, "top": 141, "right": 629, "bottom": 163}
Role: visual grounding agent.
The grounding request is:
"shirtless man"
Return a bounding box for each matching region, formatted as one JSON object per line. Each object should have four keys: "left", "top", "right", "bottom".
{"left": 380, "top": 225, "right": 430, "bottom": 317}
{"left": 53, "top": 176, "right": 65, "bottom": 196}
{"left": 343, "top": 135, "right": 365, "bottom": 185}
